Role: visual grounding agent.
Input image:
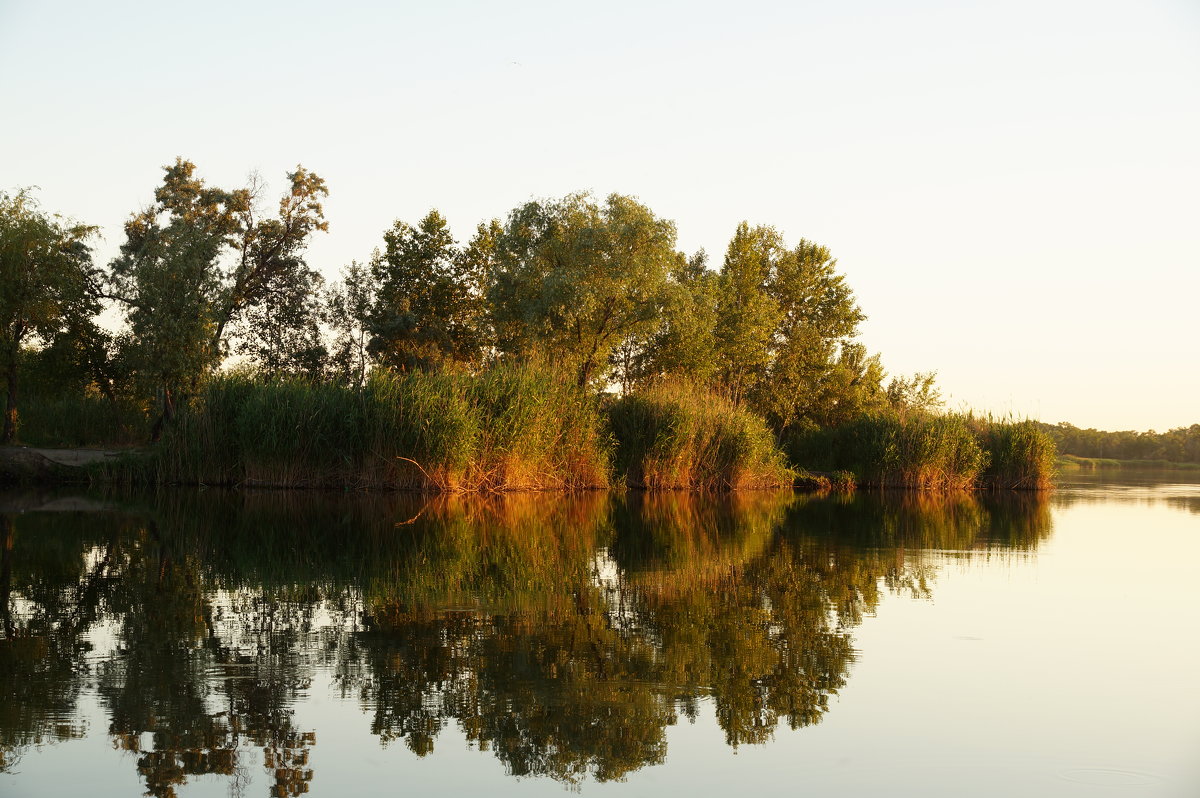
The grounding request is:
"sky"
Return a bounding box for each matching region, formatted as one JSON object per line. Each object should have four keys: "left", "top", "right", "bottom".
{"left": 1, "top": 0, "right": 1197, "bottom": 431}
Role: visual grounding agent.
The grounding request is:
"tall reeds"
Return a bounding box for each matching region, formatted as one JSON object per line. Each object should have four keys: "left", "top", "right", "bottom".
{"left": 140, "top": 364, "right": 612, "bottom": 491}
{"left": 607, "top": 380, "right": 795, "bottom": 490}
{"left": 976, "top": 419, "right": 1057, "bottom": 490}
{"left": 785, "top": 413, "right": 1057, "bottom": 490}
{"left": 785, "top": 413, "right": 988, "bottom": 490}
{"left": 15, "top": 394, "right": 147, "bottom": 448}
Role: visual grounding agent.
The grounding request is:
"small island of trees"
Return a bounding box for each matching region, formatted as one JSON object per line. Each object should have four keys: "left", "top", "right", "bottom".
{"left": 2, "top": 159, "right": 1065, "bottom": 490}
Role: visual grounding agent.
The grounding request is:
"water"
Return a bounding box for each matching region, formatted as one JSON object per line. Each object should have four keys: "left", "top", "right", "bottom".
{"left": 1, "top": 474, "right": 1197, "bottom": 797}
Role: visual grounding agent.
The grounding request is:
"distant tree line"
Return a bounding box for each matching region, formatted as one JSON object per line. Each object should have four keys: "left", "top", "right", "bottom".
{"left": 3, "top": 158, "right": 950, "bottom": 445}
{"left": 1043, "top": 422, "right": 1200, "bottom": 464}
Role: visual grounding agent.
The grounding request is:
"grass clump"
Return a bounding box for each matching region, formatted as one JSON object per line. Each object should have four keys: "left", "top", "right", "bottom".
{"left": 136, "top": 363, "right": 611, "bottom": 491}
{"left": 977, "top": 419, "right": 1057, "bottom": 489}
{"left": 607, "top": 380, "right": 794, "bottom": 490}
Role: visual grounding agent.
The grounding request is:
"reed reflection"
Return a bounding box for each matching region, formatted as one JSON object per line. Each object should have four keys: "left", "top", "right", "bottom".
{"left": 0, "top": 486, "right": 1053, "bottom": 790}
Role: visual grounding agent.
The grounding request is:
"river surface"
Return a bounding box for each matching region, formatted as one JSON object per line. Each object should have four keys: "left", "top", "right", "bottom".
{"left": 1, "top": 472, "right": 1197, "bottom": 797}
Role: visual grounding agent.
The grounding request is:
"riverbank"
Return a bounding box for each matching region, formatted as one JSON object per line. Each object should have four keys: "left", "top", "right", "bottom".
{"left": 6, "top": 371, "right": 1057, "bottom": 492}
{"left": 1057, "top": 454, "right": 1200, "bottom": 471}
{"left": 0, "top": 445, "right": 134, "bottom": 484}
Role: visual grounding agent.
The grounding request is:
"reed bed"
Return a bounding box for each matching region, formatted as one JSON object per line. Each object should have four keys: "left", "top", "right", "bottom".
{"left": 786, "top": 413, "right": 1057, "bottom": 490}
{"left": 606, "top": 380, "right": 795, "bottom": 490}
{"left": 785, "top": 413, "right": 987, "bottom": 489}
{"left": 128, "top": 364, "right": 612, "bottom": 491}
{"left": 15, "top": 394, "right": 147, "bottom": 448}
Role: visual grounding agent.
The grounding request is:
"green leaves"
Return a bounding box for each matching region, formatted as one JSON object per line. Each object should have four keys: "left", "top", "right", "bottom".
{"left": 489, "top": 193, "right": 678, "bottom": 388}
{"left": 367, "top": 209, "right": 488, "bottom": 372}
{"left": 107, "top": 158, "right": 329, "bottom": 397}
{"left": 0, "top": 189, "right": 98, "bottom": 442}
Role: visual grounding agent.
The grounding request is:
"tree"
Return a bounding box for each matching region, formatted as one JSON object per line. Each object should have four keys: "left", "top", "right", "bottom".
{"left": 713, "top": 224, "right": 783, "bottom": 404}
{"left": 886, "top": 370, "right": 943, "bottom": 415}
{"left": 107, "top": 159, "right": 327, "bottom": 436}
{"left": 325, "top": 261, "right": 375, "bottom": 389}
{"left": 489, "top": 193, "right": 678, "bottom": 388}
{"left": 640, "top": 250, "right": 721, "bottom": 388}
{"left": 0, "top": 190, "right": 97, "bottom": 443}
{"left": 367, "top": 210, "right": 485, "bottom": 372}
{"left": 232, "top": 264, "right": 328, "bottom": 379}
{"left": 752, "top": 237, "right": 866, "bottom": 429}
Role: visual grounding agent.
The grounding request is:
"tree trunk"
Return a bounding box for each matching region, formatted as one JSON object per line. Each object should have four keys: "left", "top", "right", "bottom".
{"left": 149, "top": 386, "right": 177, "bottom": 443}
{"left": 577, "top": 358, "right": 595, "bottom": 390}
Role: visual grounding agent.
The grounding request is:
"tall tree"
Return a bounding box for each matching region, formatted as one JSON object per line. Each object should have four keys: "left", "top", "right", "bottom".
{"left": 368, "top": 210, "right": 486, "bottom": 372}
{"left": 0, "top": 190, "right": 97, "bottom": 443}
{"left": 752, "top": 238, "right": 866, "bottom": 429}
{"left": 714, "top": 223, "right": 783, "bottom": 404}
{"left": 489, "top": 193, "right": 677, "bottom": 388}
{"left": 107, "top": 159, "right": 327, "bottom": 436}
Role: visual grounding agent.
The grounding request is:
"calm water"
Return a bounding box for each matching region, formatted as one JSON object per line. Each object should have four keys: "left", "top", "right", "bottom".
{"left": 1, "top": 474, "right": 1198, "bottom": 797}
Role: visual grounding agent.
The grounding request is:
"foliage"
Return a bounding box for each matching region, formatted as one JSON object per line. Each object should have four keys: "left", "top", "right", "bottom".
{"left": 634, "top": 250, "right": 721, "bottom": 389}
{"left": 786, "top": 412, "right": 1057, "bottom": 490}
{"left": 784, "top": 412, "right": 989, "bottom": 490}
{"left": 712, "top": 223, "right": 784, "bottom": 404}
{"left": 231, "top": 260, "right": 327, "bottom": 379}
{"left": 886, "top": 370, "right": 943, "bottom": 413}
{"left": 1043, "top": 421, "right": 1200, "bottom": 465}
{"left": 489, "top": 193, "right": 678, "bottom": 388}
{"left": 106, "top": 159, "right": 328, "bottom": 430}
{"left": 7, "top": 393, "right": 147, "bottom": 448}
{"left": 324, "top": 260, "right": 375, "bottom": 388}
{"left": 977, "top": 419, "right": 1057, "bottom": 490}
{"left": 750, "top": 235, "right": 867, "bottom": 429}
{"left": 367, "top": 211, "right": 489, "bottom": 372}
{"left": 0, "top": 190, "right": 97, "bottom": 443}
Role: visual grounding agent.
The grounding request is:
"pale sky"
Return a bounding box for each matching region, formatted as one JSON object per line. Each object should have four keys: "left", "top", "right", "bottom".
{"left": 2, "top": 0, "right": 1197, "bottom": 431}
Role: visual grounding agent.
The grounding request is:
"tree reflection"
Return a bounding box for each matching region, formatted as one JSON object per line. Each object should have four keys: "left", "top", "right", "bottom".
{"left": 0, "top": 509, "right": 116, "bottom": 772}
{"left": 0, "top": 486, "right": 1053, "bottom": 788}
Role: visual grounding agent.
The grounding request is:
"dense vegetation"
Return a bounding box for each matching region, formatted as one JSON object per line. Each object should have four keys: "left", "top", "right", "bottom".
{"left": 1043, "top": 422, "right": 1200, "bottom": 465}
{"left": 4, "top": 159, "right": 1060, "bottom": 489}
{"left": 784, "top": 415, "right": 1054, "bottom": 490}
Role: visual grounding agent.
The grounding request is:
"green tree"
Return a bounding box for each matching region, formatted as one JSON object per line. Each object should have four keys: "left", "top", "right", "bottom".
{"left": 489, "top": 193, "right": 678, "bottom": 388}
{"left": 808, "top": 342, "right": 887, "bottom": 426}
{"left": 886, "top": 370, "right": 943, "bottom": 415}
{"left": 106, "top": 159, "right": 327, "bottom": 436}
{"left": 714, "top": 224, "right": 783, "bottom": 404}
{"left": 231, "top": 263, "right": 327, "bottom": 379}
{"left": 752, "top": 238, "right": 867, "bottom": 429}
{"left": 368, "top": 210, "right": 485, "bottom": 371}
{"left": 639, "top": 250, "right": 721, "bottom": 388}
{"left": 0, "top": 190, "right": 97, "bottom": 443}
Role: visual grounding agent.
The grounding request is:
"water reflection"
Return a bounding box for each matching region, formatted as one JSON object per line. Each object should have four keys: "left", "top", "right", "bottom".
{"left": 0, "top": 488, "right": 1053, "bottom": 792}
{"left": 1055, "top": 470, "right": 1200, "bottom": 515}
